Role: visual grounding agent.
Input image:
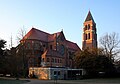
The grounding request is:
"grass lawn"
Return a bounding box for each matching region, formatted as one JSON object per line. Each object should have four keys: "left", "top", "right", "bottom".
{"left": 0, "top": 79, "right": 29, "bottom": 84}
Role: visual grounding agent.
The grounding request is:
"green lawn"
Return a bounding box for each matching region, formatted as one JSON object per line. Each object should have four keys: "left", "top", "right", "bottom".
{"left": 0, "top": 79, "right": 29, "bottom": 84}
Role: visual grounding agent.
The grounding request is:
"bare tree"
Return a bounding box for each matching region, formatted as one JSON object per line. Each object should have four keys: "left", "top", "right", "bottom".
{"left": 9, "top": 34, "right": 13, "bottom": 48}
{"left": 16, "top": 27, "right": 26, "bottom": 44}
{"left": 16, "top": 27, "right": 28, "bottom": 77}
{"left": 99, "top": 32, "right": 120, "bottom": 62}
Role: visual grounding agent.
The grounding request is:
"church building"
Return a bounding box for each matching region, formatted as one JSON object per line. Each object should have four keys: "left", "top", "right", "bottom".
{"left": 20, "top": 28, "right": 80, "bottom": 68}
{"left": 19, "top": 28, "right": 83, "bottom": 79}
{"left": 17, "top": 11, "right": 97, "bottom": 79}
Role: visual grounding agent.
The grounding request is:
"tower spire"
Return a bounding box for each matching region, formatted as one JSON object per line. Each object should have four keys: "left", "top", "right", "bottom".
{"left": 85, "top": 11, "right": 94, "bottom": 22}
{"left": 82, "top": 11, "right": 97, "bottom": 50}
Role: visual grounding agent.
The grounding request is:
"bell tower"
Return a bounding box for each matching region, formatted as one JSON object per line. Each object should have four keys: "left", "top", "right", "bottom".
{"left": 82, "top": 11, "right": 97, "bottom": 50}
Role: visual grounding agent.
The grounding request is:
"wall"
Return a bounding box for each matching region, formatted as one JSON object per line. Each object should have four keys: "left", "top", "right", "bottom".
{"left": 29, "top": 67, "right": 86, "bottom": 80}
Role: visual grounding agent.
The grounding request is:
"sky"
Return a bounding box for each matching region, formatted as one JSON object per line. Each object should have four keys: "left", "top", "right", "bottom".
{"left": 0, "top": 0, "right": 120, "bottom": 49}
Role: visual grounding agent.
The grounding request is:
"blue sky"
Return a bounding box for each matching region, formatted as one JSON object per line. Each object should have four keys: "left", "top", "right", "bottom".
{"left": 0, "top": 0, "right": 120, "bottom": 48}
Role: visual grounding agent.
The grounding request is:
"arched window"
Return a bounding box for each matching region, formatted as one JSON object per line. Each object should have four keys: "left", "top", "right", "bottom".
{"left": 50, "top": 45, "right": 52, "bottom": 50}
{"left": 85, "top": 25, "right": 87, "bottom": 30}
{"left": 88, "top": 24, "right": 90, "bottom": 30}
{"left": 55, "top": 58, "right": 57, "bottom": 63}
{"left": 88, "top": 33, "right": 90, "bottom": 39}
{"left": 47, "top": 58, "right": 50, "bottom": 62}
{"left": 60, "top": 59, "right": 62, "bottom": 63}
{"left": 85, "top": 34, "right": 87, "bottom": 40}
{"left": 52, "top": 58, "right": 54, "bottom": 63}
{"left": 58, "top": 59, "right": 59, "bottom": 63}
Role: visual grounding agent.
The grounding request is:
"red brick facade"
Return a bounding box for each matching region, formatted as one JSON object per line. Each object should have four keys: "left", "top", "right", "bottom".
{"left": 82, "top": 11, "right": 97, "bottom": 50}
{"left": 17, "top": 11, "right": 97, "bottom": 70}
{"left": 20, "top": 28, "right": 80, "bottom": 68}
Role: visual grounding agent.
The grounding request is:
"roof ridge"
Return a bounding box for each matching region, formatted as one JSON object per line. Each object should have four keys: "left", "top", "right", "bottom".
{"left": 32, "top": 28, "right": 51, "bottom": 35}
{"left": 66, "top": 40, "right": 77, "bottom": 44}
{"left": 32, "top": 28, "right": 62, "bottom": 36}
{"left": 65, "top": 40, "right": 80, "bottom": 50}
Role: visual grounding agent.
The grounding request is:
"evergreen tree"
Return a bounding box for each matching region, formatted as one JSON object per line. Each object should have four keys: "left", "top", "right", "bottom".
{"left": 74, "top": 49, "right": 115, "bottom": 77}
{"left": 0, "top": 39, "right": 6, "bottom": 74}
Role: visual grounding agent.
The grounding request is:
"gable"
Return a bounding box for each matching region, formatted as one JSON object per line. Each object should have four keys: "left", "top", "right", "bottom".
{"left": 57, "top": 31, "right": 66, "bottom": 42}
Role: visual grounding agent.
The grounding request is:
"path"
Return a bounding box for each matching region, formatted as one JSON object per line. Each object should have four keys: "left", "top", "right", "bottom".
{"left": 23, "top": 79, "right": 120, "bottom": 84}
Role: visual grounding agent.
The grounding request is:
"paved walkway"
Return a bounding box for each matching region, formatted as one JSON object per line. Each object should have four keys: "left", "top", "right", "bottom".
{"left": 1, "top": 77, "right": 120, "bottom": 84}
{"left": 23, "top": 79, "right": 120, "bottom": 84}
{"left": 23, "top": 79, "right": 82, "bottom": 84}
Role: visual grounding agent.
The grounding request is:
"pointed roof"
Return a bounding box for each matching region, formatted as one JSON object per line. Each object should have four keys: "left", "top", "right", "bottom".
{"left": 65, "top": 40, "right": 80, "bottom": 50}
{"left": 21, "top": 28, "right": 80, "bottom": 51}
{"left": 85, "top": 11, "right": 95, "bottom": 22}
{"left": 21, "top": 28, "right": 62, "bottom": 42}
{"left": 21, "top": 28, "right": 49, "bottom": 42}
{"left": 48, "top": 32, "right": 61, "bottom": 42}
